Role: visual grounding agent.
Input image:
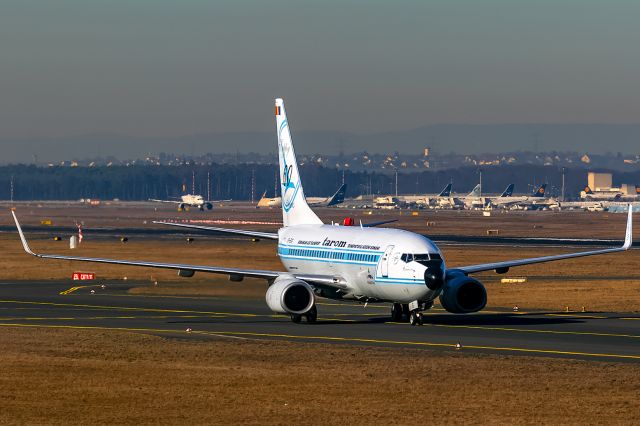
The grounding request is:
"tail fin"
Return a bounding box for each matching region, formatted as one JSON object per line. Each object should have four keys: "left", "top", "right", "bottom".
{"left": 275, "top": 98, "right": 323, "bottom": 227}
{"left": 438, "top": 183, "right": 452, "bottom": 197}
{"left": 532, "top": 184, "right": 547, "bottom": 197}
{"left": 326, "top": 183, "right": 347, "bottom": 206}
{"left": 468, "top": 184, "right": 481, "bottom": 197}
{"left": 584, "top": 186, "right": 593, "bottom": 194}
{"left": 500, "top": 183, "right": 515, "bottom": 197}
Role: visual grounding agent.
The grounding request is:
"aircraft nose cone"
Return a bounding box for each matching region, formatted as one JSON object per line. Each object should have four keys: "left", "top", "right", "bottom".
{"left": 424, "top": 260, "right": 445, "bottom": 291}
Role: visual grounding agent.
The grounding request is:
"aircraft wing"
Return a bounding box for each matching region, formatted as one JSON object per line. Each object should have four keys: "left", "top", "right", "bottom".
{"left": 11, "top": 212, "right": 345, "bottom": 289}
{"left": 362, "top": 219, "right": 398, "bottom": 228}
{"left": 148, "top": 199, "right": 181, "bottom": 204}
{"left": 456, "top": 205, "right": 633, "bottom": 275}
{"left": 152, "top": 221, "right": 278, "bottom": 240}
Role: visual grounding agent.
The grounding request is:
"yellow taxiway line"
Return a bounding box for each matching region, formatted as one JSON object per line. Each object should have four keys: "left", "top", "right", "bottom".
{"left": 0, "top": 322, "right": 638, "bottom": 361}
{"left": 2, "top": 299, "right": 640, "bottom": 339}
{"left": 0, "top": 300, "right": 260, "bottom": 318}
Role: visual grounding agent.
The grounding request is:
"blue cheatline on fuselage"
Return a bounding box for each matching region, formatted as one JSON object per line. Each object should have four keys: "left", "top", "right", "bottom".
{"left": 277, "top": 242, "right": 428, "bottom": 286}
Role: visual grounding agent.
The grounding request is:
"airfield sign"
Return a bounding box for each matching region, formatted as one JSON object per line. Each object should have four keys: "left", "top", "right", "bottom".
{"left": 72, "top": 272, "right": 95, "bottom": 281}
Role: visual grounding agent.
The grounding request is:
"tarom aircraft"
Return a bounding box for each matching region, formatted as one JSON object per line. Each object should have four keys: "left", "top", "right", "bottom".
{"left": 12, "top": 98, "right": 635, "bottom": 325}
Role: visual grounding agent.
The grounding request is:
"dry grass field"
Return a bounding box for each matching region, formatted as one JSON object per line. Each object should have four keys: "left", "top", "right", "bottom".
{"left": 2, "top": 204, "right": 640, "bottom": 424}
{"left": 1, "top": 327, "right": 639, "bottom": 425}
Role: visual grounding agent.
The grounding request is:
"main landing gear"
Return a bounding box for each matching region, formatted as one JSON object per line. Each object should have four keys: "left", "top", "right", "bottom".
{"left": 291, "top": 305, "right": 317, "bottom": 324}
{"left": 391, "top": 303, "right": 424, "bottom": 326}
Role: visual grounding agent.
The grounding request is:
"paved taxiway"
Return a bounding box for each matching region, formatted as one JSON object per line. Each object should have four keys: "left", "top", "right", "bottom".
{"left": 1, "top": 281, "right": 639, "bottom": 362}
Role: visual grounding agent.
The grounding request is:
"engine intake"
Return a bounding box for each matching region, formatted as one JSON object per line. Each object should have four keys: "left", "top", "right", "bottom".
{"left": 439, "top": 275, "right": 487, "bottom": 314}
{"left": 266, "top": 276, "right": 315, "bottom": 315}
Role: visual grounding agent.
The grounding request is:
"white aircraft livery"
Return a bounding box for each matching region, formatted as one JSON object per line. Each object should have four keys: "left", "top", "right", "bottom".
{"left": 12, "top": 98, "right": 635, "bottom": 325}
{"left": 149, "top": 194, "right": 213, "bottom": 211}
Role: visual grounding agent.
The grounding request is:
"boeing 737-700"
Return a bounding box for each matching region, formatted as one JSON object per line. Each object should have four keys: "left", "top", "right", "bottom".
{"left": 12, "top": 98, "right": 634, "bottom": 325}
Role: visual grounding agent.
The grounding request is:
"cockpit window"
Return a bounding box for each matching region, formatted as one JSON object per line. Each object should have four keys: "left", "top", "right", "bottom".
{"left": 413, "top": 254, "right": 430, "bottom": 262}
{"left": 400, "top": 253, "right": 414, "bottom": 263}
{"left": 400, "top": 253, "right": 442, "bottom": 264}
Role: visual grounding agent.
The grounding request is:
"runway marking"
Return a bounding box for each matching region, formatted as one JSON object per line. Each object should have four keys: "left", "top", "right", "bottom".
{"left": 83, "top": 293, "right": 222, "bottom": 301}
{"left": 2, "top": 300, "right": 639, "bottom": 343}
{"left": 621, "top": 317, "right": 640, "bottom": 321}
{"left": 59, "top": 286, "right": 88, "bottom": 295}
{"left": 0, "top": 314, "right": 227, "bottom": 321}
{"left": 184, "top": 331, "right": 640, "bottom": 360}
{"left": 422, "top": 323, "right": 640, "bottom": 340}
{"left": 1, "top": 323, "right": 639, "bottom": 360}
{"left": 544, "top": 313, "right": 608, "bottom": 319}
{"left": 193, "top": 331, "right": 250, "bottom": 340}
{"left": 0, "top": 300, "right": 263, "bottom": 318}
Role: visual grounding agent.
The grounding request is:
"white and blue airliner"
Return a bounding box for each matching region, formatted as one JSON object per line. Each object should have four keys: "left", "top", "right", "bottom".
{"left": 13, "top": 98, "right": 634, "bottom": 325}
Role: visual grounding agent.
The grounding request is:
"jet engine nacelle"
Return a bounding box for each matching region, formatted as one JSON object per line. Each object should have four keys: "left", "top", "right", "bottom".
{"left": 266, "top": 276, "right": 315, "bottom": 315}
{"left": 439, "top": 273, "right": 487, "bottom": 314}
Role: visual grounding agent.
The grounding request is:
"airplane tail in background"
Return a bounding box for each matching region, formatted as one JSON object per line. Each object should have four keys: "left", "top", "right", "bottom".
{"left": 500, "top": 183, "right": 515, "bottom": 197}
{"left": 468, "top": 184, "right": 481, "bottom": 198}
{"left": 532, "top": 184, "right": 547, "bottom": 198}
{"left": 275, "top": 98, "right": 323, "bottom": 227}
{"left": 438, "top": 183, "right": 452, "bottom": 197}
{"left": 326, "top": 183, "right": 347, "bottom": 206}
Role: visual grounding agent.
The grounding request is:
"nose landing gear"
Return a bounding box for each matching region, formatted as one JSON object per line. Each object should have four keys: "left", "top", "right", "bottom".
{"left": 392, "top": 301, "right": 429, "bottom": 325}
{"left": 409, "top": 310, "right": 423, "bottom": 326}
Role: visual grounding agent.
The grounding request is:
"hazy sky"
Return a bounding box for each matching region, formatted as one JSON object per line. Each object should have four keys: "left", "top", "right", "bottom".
{"left": 2, "top": 1, "right": 640, "bottom": 141}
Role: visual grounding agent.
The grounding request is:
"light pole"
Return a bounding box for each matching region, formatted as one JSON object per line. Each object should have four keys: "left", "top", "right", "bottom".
{"left": 395, "top": 168, "right": 398, "bottom": 198}
{"left": 561, "top": 167, "right": 566, "bottom": 202}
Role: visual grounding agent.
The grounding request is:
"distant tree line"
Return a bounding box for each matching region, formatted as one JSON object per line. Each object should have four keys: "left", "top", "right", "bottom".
{"left": 0, "top": 164, "right": 638, "bottom": 201}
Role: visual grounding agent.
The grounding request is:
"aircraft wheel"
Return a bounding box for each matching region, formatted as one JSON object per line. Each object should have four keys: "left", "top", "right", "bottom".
{"left": 291, "top": 314, "right": 302, "bottom": 324}
{"left": 391, "top": 303, "right": 403, "bottom": 322}
{"left": 409, "top": 311, "right": 423, "bottom": 326}
{"left": 305, "top": 306, "right": 317, "bottom": 323}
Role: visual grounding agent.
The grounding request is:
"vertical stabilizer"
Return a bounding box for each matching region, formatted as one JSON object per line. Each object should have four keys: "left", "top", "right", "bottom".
{"left": 532, "top": 184, "right": 547, "bottom": 198}
{"left": 438, "top": 183, "right": 452, "bottom": 197}
{"left": 501, "top": 183, "right": 515, "bottom": 197}
{"left": 326, "top": 183, "right": 347, "bottom": 206}
{"left": 275, "top": 98, "right": 323, "bottom": 227}
{"left": 468, "top": 184, "right": 481, "bottom": 198}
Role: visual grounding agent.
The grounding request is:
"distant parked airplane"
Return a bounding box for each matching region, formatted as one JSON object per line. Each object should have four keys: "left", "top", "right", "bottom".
{"left": 149, "top": 194, "right": 216, "bottom": 211}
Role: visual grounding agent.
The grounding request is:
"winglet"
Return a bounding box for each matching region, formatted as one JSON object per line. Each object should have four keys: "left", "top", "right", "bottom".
{"left": 11, "top": 211, "right": 36, "bottom": 256}
{"left": 623, "top": 204, "right": 633, "bottom": 250}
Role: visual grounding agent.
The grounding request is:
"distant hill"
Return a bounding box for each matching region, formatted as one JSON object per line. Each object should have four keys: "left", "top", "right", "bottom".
{"left": 2, "top": 123, "right": 640, "bottom": 164}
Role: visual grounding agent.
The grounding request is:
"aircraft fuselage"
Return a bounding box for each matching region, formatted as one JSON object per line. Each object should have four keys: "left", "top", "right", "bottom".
{"left": 278, "top": 225, "right": 444, "bottom": 303}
